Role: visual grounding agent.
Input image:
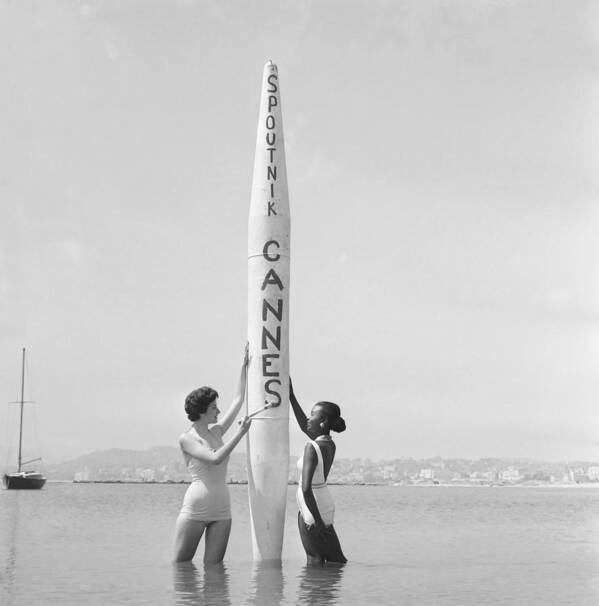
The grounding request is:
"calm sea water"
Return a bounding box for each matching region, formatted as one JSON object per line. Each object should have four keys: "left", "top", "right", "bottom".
{"left": 1, "top": 483, "right": 598, "bottom": 605}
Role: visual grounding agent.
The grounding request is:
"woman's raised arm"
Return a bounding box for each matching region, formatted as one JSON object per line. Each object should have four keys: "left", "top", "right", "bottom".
{"left": 289, "top": 378, "right": 309, "bottom": 436}
{"left": 215, "top": 343, "right": 249, "bottom": 434}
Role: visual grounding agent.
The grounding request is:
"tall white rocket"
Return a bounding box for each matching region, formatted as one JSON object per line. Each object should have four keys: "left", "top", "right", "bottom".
{"left": 246, "top": 61, "right": 290, "bottom": 561}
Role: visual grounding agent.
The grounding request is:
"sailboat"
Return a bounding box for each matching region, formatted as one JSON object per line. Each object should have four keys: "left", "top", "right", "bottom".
{"left": 3, "top": 348, "right": 46, "bottom": 490}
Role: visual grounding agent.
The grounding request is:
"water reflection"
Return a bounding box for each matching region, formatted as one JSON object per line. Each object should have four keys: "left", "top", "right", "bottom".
{"left": 248, "top": 561, "right": 285, "bottom": 606}
{"left": 3, "top": 493, "right": 20, "bottom": 606}
{"left": 296, "top": 563, "right": 345, "bottom": 605}
{"left": 173, "top": 561, "right": 231, "bottom": 606}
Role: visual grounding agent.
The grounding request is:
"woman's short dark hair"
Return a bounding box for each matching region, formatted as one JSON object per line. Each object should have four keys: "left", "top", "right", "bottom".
{"left": 316, "top": 401, "right": 346, "bottom": 433}
{"left": 185, "top": 387, "right": 218, "bottom": 422}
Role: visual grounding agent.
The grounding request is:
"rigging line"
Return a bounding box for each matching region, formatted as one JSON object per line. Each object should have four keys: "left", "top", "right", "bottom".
{"left": 31, "top": 402, "right": 44, "bottom": 468}
{"left": 23, "top": 351, "right": 44, "bottom": 466}
{"left": 3, "top": 405, "right": 17, "bottom": 470}
{"left": 4, "top": 352, "right": 25, "bottom": 470}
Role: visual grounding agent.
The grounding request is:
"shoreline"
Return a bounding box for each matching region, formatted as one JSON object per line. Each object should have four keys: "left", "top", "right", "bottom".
{"left": 57, "top": 479, "right": 599, "bottom": 488}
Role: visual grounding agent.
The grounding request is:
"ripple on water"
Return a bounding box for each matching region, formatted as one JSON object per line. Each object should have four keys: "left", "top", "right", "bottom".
{"left": 1, "top": 484, "right": 598, "bottom": 605}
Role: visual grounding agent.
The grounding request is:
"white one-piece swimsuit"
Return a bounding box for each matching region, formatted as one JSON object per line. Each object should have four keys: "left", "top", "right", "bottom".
{"left": 179, "top": 427, "right": 231, "bottom": 522}
{"left": 296, "top": 440, "right": 335, "bottom": 526}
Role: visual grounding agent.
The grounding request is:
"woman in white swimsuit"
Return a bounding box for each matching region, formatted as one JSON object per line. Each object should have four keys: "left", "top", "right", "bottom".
{"left": 290, "top": 379, "right": 347, "bottom": 565}
{"left": 173, "top": 346, "right": 252, "bottom": 563}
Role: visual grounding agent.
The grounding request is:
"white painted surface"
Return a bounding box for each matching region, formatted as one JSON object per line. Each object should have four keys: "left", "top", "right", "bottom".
{"left": 246, "top": 61, "right": 290, "bottom": 562}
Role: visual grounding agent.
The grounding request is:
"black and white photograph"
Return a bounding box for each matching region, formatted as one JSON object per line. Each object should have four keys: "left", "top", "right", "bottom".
{"left": 1, "top": 1, "right": 598, "bottom": 604}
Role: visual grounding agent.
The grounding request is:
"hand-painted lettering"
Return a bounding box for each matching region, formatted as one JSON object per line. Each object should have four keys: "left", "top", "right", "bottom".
{"left": 267, "top": 74, "right": 278, "bottom": 93}
{"left": 255, "top": 71, "right": 286, "bottom": 411}
{"left": 262, "top": 240, "right": 281, "bottom": 261}
{"left": 261, "top": 268, "right": 284, "bottom": 291}
{"left": 263, "top": 240, "right": 280, "bottom": 261}
{"left": 264, "top": 379, "right": 282, "bottom": 407}
{"left": 261, "top": 325, "right": 281, "bottom": 350}
{"left": 262, "top": 298, "right": 283, "bottom": 322}
{"left": 262, "top": 353, "right": 280, "bottom": 377}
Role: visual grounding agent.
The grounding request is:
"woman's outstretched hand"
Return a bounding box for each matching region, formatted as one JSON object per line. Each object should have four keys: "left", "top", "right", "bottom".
{"left": 289, "top": 377, "right": 294, "bottom": 397}
{"left": 238, "top": 415, "right": 252, "bottom": 435}
{"left": 243, "top": 342, "right": 250, "bottom": 367}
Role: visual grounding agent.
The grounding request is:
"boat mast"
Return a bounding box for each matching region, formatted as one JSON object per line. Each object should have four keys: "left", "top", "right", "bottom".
{"left": 17, "top": 347, "right": 25, "bottom": 473}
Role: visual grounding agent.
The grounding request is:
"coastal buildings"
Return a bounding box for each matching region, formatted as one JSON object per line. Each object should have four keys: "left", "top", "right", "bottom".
{"left": 501, "top": 466, "right": 521, "bottom": 482}
{"left": 50, "top": 450, "right": 599, "bottom": 486}
{"left": 587, "top": 466, "right": 599, "bottom": 481}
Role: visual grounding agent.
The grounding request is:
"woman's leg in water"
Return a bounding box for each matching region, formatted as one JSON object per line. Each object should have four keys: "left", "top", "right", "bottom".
{"left": 320, "top": 524, "right": 347, "bottom": 564}
{"left": 298, "top": 513, "right": 325, "bottom": 565}
{"left": 203, "top": 519, "right": 232, "bottom": 564}
{"left": 298, "top": 513, "right": 347, "bottom": 565}
{"left": 173, "top": 515, "right": 206, "bottom": 562}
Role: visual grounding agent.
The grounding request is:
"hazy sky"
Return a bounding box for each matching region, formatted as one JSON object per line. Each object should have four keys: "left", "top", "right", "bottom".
{"left": 1, "top": 0, "right": 598, "bottom": 465}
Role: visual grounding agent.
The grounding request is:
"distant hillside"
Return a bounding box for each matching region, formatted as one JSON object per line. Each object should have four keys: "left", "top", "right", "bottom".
{"left": 50, "top": 446, "right": 180, "bottom": 471}
{"left": 40, "top": 447, "right": 599, "bottom": 485}
{"left": 43, "top": 447, "right": 248, "bottom": 482}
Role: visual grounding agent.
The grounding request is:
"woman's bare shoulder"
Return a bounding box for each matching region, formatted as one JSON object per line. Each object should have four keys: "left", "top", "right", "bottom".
{"left": 303, "top": 441, "right": 318, "bottom": 457}
{"left": 179, "top": 429, "right": 204, "bottom": 447}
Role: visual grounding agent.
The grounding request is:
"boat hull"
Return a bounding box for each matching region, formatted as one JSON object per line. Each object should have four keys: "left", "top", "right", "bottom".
{"left": 3, "top": 473, "right": 46, "bottom": 490}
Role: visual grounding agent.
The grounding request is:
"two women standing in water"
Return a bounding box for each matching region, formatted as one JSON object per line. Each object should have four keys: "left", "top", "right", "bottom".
{"left": 173, "top": 347, "right": 346, "bottom": 566}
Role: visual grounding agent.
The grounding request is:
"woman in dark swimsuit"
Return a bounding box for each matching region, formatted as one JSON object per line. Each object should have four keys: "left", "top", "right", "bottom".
{"left": 289, "top": 379, "right": 347, "bottom": 566}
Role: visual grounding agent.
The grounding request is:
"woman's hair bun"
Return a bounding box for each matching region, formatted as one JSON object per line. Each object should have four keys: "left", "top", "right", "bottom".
{"left": 331, "top": 416, "right": 346, "bottom": 433}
